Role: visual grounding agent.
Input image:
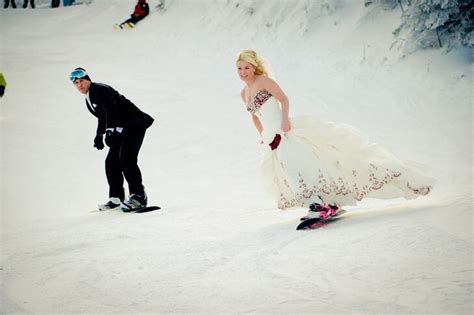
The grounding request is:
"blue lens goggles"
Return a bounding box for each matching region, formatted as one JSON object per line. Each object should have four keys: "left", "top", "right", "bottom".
{"left": 69, "top": 69, "right": 88, "bottom": 82}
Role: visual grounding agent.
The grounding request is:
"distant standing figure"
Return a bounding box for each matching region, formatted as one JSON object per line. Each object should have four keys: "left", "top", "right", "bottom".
{"left": 69, "top": 67, "right": 154, "bottom": 212}
{"left": 3, "top": 0, "right": 17, "bottom": 8}
{"left": 0, "top": 73, "right": 6, "bottom": 97}
{"left": 118, "top": 0, "right": 149, "bottom": 29}
{"left": 23, "top": 0, "right": 34, "bottom": 8}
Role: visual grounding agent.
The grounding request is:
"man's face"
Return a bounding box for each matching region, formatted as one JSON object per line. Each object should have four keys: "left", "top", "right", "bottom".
{"left": 73, "top": 78, "right": 91, "bottom": 94}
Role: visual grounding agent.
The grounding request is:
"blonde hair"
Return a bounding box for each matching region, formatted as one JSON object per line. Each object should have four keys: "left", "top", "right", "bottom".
{"left": 236, "top": 50, "right": 268, "bottom": 76}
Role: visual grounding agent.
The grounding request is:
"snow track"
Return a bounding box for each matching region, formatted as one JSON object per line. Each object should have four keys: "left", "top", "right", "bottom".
{"left": 1, "top": 0, "right": 472, "bottom": 313}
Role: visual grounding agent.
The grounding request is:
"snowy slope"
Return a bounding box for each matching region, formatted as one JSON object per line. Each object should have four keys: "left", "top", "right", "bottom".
{"left": 0, "top": 0, "right": 472, "bottom": 314}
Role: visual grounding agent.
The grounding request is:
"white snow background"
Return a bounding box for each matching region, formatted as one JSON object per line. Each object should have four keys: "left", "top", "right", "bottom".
{"left": 0, "top": 0, "right": 472, "bottom": 314}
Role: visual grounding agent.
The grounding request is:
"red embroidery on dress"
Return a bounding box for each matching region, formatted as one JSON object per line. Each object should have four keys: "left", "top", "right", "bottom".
{"left": 276, "top": 165, "right": 410, "bottom": 209}
{"left": 247, "top": 90, "right": 272, "bottom": 113}
{"left": 407, "top": 183, "right": 431, "bottom": 195}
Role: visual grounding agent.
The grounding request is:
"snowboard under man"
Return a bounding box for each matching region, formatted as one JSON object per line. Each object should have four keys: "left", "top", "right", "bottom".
{"left": 70, "top": 67, "right": 154, "bottom": 211}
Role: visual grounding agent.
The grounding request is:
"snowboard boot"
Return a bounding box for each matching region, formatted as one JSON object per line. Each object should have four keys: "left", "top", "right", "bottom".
{"left": 98, "top": 197, "right": 122, "bottom": 211}
{"left": 327, "top": 204, "right": 339, "bottom": 217}
{"left": 121, "top": 193, "right": 147, "bottom": 212}
{"left": 300, "top": 203, "right": 338, "bottom": 220}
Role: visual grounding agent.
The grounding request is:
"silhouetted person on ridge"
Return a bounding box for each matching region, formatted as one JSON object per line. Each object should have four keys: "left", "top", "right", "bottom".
{"left": 23, "top": 0, "right": 34, "bottom": 8}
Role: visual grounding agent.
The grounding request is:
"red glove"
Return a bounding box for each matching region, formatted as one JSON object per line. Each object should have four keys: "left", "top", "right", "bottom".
{"left": 269, "top": 134, "right": 282, "bottom": 151}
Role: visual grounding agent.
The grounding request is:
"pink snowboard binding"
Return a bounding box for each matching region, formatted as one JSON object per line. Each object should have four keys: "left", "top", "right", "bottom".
{"left": 301, "top": 203, "right": 339, "bottom": 220}
{"left": 297, "top": 204, "right": 346, "bottom": 230}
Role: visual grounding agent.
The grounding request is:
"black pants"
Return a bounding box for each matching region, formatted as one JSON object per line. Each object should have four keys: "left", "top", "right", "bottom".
{"left": 4, "top": 0, "right": 17, "bottom": 8}
{"left": 121, "top": 15, "right": 146, "bottom": 26}
{"left": 23, "top": 0, "right": 34, "bottom": 8}
{"left": 105, "top": 127, "right": 146, "bottom": 200}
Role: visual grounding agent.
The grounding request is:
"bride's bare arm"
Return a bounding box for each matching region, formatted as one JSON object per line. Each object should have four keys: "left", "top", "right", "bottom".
{"left": 262, "top": 77, "right": 291, "bottom": 132}
{"left": 252, "top": 114, "right": 264, "bottom": 135}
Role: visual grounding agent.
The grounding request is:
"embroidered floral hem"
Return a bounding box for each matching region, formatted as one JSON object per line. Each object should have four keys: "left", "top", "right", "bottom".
{"left": 244, "top": 91, "right": 434, "bottom": 209}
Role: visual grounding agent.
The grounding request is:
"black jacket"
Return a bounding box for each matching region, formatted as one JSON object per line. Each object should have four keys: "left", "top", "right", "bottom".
{"left": 85, "top": 82, "right": 154, "bottom": 136}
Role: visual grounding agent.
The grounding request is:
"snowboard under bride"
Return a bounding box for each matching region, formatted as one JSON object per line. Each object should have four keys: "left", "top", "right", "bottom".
{"left": 236, "top": 50, "right": 433, "bottom": 220}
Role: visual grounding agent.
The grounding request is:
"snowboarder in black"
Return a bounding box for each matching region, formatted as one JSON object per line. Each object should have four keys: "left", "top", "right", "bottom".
{"left": 70, "top": 67, "right": 154, "bottom": 211}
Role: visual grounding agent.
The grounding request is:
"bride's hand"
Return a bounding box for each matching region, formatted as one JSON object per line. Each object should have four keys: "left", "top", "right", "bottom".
{"left": 281, "top": 119, "right": 291, "bottom": 132}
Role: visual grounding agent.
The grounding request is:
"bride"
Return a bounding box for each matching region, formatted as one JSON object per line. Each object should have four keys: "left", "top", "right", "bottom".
{"left": 236, "top": 50, "right": 434, "bottom": 219}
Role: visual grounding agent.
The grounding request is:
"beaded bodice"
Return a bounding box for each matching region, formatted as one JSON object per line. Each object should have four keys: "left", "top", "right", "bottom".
{"left": 246, "top": 90, "right": 272, "bottom": 114}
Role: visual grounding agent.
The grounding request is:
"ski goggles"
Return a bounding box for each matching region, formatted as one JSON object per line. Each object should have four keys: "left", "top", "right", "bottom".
{"left": 69, "top": 69, "right": 88, "bottom": 82}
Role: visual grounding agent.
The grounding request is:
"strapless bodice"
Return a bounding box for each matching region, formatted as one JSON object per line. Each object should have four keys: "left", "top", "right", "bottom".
{"left": 247, "top": 90, "right": 284, "bottom": 143}
{"left": 247, "top": 90, "right": 273, "bottom": 114}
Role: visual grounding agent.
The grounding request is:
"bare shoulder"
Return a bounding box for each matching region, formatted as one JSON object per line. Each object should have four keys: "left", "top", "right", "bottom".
{"left": 254, "top": 75, "right": 270, "bottom": 86}
{"left": 260, "top": 75, "right": 278, "bottom": 88}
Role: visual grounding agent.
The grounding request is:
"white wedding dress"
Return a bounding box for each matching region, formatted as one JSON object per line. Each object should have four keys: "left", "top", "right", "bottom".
{"left": 247, "top": 90, "right": 434, "bottom": 209}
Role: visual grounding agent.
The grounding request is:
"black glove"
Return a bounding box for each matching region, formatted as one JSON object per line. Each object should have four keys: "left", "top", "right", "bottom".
{"left": 105, "top": 128, "right": 123, "bottom": 147}
{"left": 93, "top": 134, "right": 105, "bottom": 150}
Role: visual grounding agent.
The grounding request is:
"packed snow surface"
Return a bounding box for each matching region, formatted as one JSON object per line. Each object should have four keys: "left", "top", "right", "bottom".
{"left": 1, "top": 0, "right": 472, "bottom": 313}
